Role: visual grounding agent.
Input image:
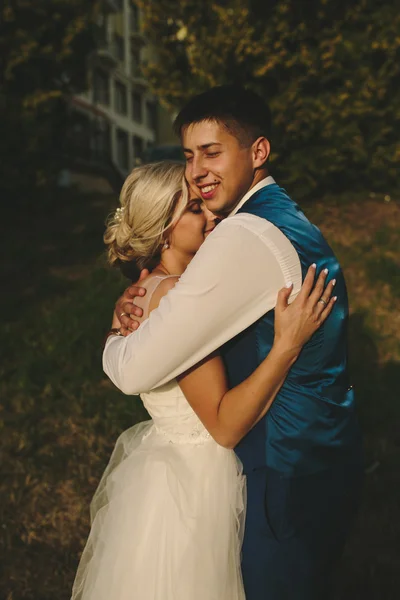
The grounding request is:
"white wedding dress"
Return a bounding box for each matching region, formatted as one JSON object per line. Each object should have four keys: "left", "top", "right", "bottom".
{"left": 71, "top": 276, "right": 246, "bottom": 600}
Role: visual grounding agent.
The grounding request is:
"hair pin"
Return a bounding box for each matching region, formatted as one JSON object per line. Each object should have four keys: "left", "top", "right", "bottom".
{"left": 114, "top": 206, "right": 125, "bottom": 223}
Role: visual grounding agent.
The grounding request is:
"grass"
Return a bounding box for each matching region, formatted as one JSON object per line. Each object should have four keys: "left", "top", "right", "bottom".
{"left": 303, "top": 193, "right": 400, "bottom": 598}
{"left": 0, "top": 187, "right": 399, "bottom": 599}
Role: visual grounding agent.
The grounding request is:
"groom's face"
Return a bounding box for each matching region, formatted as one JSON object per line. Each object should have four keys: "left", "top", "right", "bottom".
{"left": 182, "top": 120, "right": 255, "bottom": 217}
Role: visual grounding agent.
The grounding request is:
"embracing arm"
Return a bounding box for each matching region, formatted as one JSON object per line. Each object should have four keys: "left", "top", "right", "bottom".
{"left": 103, "top": 215, "right": 302, "bottom": 394}
{"left": 178, "top": 267, "right": 336, "bottom": 448}
{"left": 178, "top": 346, "right": 297, "bottom": 449}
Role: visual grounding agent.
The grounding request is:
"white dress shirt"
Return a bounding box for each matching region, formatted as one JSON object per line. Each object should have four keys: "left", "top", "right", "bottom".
{"left": 103, "top": 177, "right": 302, "bottom": 394}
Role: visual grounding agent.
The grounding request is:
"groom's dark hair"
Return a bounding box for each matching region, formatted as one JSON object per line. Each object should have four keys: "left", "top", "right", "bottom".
{"left": 173, "top": 84, "right": 272, "bottom": 147}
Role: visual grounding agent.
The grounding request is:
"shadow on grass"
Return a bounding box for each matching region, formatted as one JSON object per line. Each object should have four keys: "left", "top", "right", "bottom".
{"left": 335, "top": 312, "right": 400, "bottom": 600}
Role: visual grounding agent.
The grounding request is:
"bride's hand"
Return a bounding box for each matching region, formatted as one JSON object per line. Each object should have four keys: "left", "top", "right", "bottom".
{"left": 274, "top": 264, "right": 337, "bottom": 355}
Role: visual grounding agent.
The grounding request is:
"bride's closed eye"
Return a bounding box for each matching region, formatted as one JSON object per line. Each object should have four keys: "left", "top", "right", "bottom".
{"left": 188, "top": 201, "right": 203, "bottom": 214}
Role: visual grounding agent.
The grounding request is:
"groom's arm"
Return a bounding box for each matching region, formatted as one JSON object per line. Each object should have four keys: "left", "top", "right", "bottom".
{"left": 103, "top": 214, "right": 301, "bottom": 394}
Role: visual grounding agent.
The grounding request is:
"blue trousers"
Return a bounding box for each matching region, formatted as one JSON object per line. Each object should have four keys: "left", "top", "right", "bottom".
{"left": 241, "top": 463, "right": 363, "bottom": 600}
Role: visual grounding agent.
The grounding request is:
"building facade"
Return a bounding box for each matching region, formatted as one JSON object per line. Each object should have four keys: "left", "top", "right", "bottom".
{"left": 69, "top": 0, "right": 167, "bottom": 182}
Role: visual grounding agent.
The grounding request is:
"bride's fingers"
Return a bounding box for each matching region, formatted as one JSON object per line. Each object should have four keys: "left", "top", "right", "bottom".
{"left": 308, "top": 268, "right": 329, "bottom": 305}
{"left": 276, "top": 283, "right": 294, "bottom": 312}
{"left": 314, "top": 279, "right": 337, "bottom": 318}
{"left": 296, "top": 264, "right": 317, "bottom": 303}
{"left": 317, "top": 294, "right": 337, "bottom": 323}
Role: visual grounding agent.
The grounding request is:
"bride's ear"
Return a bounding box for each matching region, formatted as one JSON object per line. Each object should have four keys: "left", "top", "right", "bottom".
{"left": 252, "top": 137, "right": 270, "bottom": 168}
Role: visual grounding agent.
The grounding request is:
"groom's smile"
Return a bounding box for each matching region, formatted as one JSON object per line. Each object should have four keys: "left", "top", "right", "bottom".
{"left": 182, "top": 120, "right": 259, "bottom": 217}
{"left": 198, "top": 182, "right": 220, "bottom": 200}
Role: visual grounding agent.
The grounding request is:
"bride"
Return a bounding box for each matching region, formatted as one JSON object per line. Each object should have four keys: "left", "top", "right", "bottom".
{"left": 71, "top": 161, "right": 335, "bottom": 600}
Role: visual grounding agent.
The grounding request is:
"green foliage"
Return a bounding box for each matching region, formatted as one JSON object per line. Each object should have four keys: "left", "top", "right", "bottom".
{"left": 0, "top": 1, "right": 102, "bottom": 200}
{"left": 138, "top": 0, "right": 400, "bottom": 198}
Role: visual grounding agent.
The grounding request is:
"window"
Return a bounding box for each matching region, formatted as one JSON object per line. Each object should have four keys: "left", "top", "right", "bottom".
{"left": 93, "top": 122, "right": 111, "bottom": 163}
{"left": 115, "top": 81, "right": 127, "bottom": 115}
{"left": 130, "top": 47, "right": 141, "bottom": 77}
{"left": 117, "top": 129, "right": 129, "bottom": 170}
{"left": 93, "top": 69, "right": 110, "bottom": 106}
{"left": 132, "top": 92, "right": 142, "bottom": 122}
{"left": 70, "top": 113, "right": 91, "bottom": 159}
{"left": 146, "top": 100, "right": 157, "bottom": 131}
{"left": 130, "top": 3, "right": 140, "bottom": 32}
{"left": 133, "top": 135, "right": 144, "bottom": 163}
{"left": 114, "top": 33, "right": 125, "bottom": 62}
{"left": 95, "top": 15, "right": 108, "bottom": 45}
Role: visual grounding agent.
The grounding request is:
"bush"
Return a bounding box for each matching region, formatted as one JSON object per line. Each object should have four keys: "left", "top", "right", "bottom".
{"left": 139, "top": 0, "right": 400, "bottom": 198}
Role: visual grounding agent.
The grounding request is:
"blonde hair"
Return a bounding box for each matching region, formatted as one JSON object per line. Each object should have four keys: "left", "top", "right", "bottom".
{"left": 104, "top": 161, "right": 188, "bottom": 272}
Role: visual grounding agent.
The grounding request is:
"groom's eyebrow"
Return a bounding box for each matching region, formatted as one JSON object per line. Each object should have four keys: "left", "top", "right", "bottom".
{"left": 183, "top": 142, "right": 222, "bottom": 152}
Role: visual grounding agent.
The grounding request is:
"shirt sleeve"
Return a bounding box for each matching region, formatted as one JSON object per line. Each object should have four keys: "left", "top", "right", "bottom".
{"left": 103, "top": 214, "right": 301, "bottom": 394}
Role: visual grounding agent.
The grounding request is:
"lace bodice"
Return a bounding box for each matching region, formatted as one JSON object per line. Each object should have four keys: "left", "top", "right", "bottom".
{"left": 141, "top": 381, "right": 211, "bottom": 444}
{"left": 137, "top": 275, "right": 210, "bottom": 445}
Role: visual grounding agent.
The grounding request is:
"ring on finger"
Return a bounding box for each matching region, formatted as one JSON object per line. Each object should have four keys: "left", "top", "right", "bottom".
{"left": 318, "top": 298, "right": 328, "bottom": 307}
{"left": 119, "top": 311, "right": 128, "bottom": 319}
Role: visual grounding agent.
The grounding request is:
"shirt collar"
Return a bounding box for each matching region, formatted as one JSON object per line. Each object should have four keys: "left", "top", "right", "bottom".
{"left": 229, "top": 176, "right": 276, "bottom": 217}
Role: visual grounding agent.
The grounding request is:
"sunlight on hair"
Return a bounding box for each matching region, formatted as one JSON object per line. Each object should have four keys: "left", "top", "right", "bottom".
{"left": 104, "top": 162, "right": 188, "bottom": 272}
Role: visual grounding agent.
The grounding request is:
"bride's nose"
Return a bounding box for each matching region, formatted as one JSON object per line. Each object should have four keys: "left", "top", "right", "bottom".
{"left": 202, "top": 205, "right": 218, "bottom": 228}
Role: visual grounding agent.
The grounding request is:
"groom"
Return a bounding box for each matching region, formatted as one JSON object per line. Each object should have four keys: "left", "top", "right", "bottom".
{"left": 103, "top": 85, "right": 363, "bottom": 599}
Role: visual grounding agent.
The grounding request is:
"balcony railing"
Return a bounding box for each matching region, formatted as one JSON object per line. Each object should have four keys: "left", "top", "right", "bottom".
{"left": 95, "top": 45, "right": 118, "bottom": 68}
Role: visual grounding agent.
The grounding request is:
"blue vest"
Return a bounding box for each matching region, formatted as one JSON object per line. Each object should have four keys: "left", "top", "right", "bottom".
{"left": 221, "top": 184, "right": 362, "bottom": 475}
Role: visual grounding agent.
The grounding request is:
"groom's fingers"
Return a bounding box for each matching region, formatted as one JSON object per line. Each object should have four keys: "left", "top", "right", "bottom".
{"left": 138, "top": 268, "right": 150, "bottom": 282}
{"left": 119, "top": 304, "right": 141, "bottom": 329}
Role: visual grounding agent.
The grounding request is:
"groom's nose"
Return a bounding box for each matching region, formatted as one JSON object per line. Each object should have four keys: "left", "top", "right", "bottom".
{"left": 190, "top": 155, "right": 208, "bottom": 182}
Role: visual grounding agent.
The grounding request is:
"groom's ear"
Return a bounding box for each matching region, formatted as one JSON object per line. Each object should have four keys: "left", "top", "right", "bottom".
{"left": 252, "top": 137, "right": 270, "bottom": 168}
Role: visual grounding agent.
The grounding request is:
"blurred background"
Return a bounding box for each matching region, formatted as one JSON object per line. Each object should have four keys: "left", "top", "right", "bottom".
{"left": 0, "top": 1, "right": 399, "bottom": 598}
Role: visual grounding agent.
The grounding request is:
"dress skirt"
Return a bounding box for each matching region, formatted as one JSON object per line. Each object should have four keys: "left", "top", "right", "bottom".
{"left": 71, "top": 420, "right": 246, "bottom": 600}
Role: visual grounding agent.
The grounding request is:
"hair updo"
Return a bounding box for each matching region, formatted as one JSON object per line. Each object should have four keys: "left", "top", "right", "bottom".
{"left": 104, "top": 161, "right": 188, "bottom": 279}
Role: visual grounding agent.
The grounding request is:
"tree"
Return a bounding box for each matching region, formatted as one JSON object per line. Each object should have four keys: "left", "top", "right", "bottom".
{"left": 0, "top": 0, "right": 102, "bottom": 202}
{"left": 138, "top": 0, "right": 400, "bottom": 197}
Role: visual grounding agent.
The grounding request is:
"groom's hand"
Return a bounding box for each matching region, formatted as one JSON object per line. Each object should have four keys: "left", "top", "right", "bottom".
{"left": 115, "top": 269, "right": 149, "bottom": 335}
